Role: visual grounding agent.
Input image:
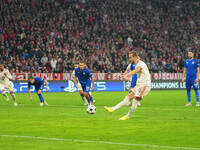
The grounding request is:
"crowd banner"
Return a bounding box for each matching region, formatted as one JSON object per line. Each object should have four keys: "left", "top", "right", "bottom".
{"left": 11, "top": 73, "right": 200, "bottom": 81}
{"left": 10, "top": 81, "right": 124, "bottom": 93}
{"left": 124, "top": 80, "right": 199, "bottom": 91}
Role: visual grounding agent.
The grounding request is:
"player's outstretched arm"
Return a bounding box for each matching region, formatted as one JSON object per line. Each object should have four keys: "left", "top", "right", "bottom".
{"left": 123, "top": 66, "right": 142, "bottom": 79}
{"left": 91, "top": 76, "right": 94, "bottom": 91}
{"left": 44, "top": 80, "right": 49, "bottom": 92}
{"left": 28, "top": 88, "right": 32, "bottom": 101}
{"left": 124, "top": 70, "right": 131, "bottom": 81}
{"left": 182, "top": 67, "right": 186, "bottom": 82}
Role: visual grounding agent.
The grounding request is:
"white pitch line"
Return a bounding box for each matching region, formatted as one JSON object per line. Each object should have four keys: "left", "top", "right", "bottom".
{"left": 0, "top": 134, "right": 200, "bottom": 150}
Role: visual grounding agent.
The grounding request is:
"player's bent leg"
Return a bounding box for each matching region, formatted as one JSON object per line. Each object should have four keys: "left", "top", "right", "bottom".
{"left": 84, "top": 92, "right": 94, "bottom": 105}
{"left": 37, "top": 90, "right": 46, "bottom": 106}
{"left": 79, "top": 90, "right": 84, "bottom": 96}
{"left": 89, "top": 92, "right": 95, "bottom": 104}
{"left": 1, "top": 89, "right": 9, "bottom": 102}
{"left": 79, "top": 90, "right": 88, "bottom": 105}
{"left": 120, "top": 86, "right": 150, "bottom": 120}
{"left": 9, "top": 90, "right": 18, "bottom": 106}
{"left": 37, "top": 90, "right": 42, "bottom": 94}
{"left": 119, "top": 98, "right": 140, "bottom": 120}
{"left": 105, "top": 93, "right": 134, "bottom": 113}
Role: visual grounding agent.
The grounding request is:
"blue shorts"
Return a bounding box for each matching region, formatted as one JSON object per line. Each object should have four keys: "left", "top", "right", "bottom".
{"left": 130, "top": 75, "right": 137, "bottom": 88}
{"left": 35, "top": 84, "right": 44, "bottom": 92}
{"left": 186, "top": 78, "right": 198, "bottom": 90}
{"left": 81, "top": 81, "right": 91, "bottom": 93}
{"left": 130, "top": 81, "right": 136, "bottom": 88}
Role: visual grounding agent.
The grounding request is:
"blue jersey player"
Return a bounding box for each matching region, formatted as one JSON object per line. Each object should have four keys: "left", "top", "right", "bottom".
{"left": 126, "top": 64, "right": 138, "bottom": 89}
{"left": 74, "top": 62, "right": 95, "bottom": 105}
{"left": 124, "top": 64, "right": 139, "bottom": 106}
{"left": 28, "top": 76, "right": 49, "bottom": 106}
{"left": 182, "top": 51, "right": 199, "bottom": 106}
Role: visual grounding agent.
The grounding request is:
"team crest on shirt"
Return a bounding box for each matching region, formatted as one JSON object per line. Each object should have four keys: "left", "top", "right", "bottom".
{"left": 192, "top": 61, "right": 194, "bottom": 64}
{"left": 83, "top": 72, "right": 85, "bottom": 75}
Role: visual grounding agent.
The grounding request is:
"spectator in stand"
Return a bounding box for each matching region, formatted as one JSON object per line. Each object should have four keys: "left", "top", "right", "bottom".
{"left": 50, "top": 57, "right": 57, "bottom": 73}
{"left": 41, "top": 53, "right": 48, "bottom": 67}
{"left": 0, "top": 0, "right": 199, "bottom": 73}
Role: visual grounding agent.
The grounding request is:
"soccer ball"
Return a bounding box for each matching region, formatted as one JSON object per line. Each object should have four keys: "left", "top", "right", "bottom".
{"left": 87, "top": 105, "right": 96, "bottom": 114}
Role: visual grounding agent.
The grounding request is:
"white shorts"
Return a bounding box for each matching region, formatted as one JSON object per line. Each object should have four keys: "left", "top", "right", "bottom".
{"left": 0, "top": 82, "right": 14, "bottom": 92}
{"left": 130, "top": 85, "right": 151, "bottom": 99}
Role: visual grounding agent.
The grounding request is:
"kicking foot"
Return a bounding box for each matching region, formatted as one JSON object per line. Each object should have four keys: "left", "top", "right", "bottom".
{"left": 104, "top": 106, "right": 114, "bottom": 113}
{"left": 40, "top": 103, "right": 44, "bottom": 106}
{"left": 119, "top": 115, "right": 129, "bottom": 120}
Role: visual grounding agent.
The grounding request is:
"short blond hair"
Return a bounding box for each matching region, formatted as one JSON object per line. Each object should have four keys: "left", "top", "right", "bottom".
{"left": 129, "top": 50, "right": 139, "bottom": 57}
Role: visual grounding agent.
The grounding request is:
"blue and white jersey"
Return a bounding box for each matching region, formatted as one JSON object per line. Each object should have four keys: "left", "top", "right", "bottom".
{"left": 184, "top": 59, "right": 199, "bottom": 80}
{"left": 75, "top": 67, "right": 92, "bottom": 85}
{"left": 28, "top": 77, "right": 44, "bottom": 89}
{"left": 126, "top": 64, "right": 137, "bottom": 82}
{"left": 126, "top": 64, "right": 137, "bottom": 88}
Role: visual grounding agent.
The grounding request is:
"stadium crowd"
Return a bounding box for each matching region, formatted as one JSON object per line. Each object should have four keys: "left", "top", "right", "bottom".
{"left": 0, "top": 0, "right": 199, "bottom": 73}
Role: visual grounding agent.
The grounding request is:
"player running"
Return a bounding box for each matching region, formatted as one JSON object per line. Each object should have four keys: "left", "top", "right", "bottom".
{"left": 182, "top": 51, "right": 199, "bottom": 106}
{"left": 74, "top": 62, "right": 95, "bottom": 105}
{"left": 0, "top": 64, "right": 18, "bottom": 106}
{"left": 104, "top": 50, "right": 151, "bottom": 120}
{"left": 73, "top": 63, "right": 88, "bottom": 105}
{"left": 28, "top": 76, "right": 49, "bottom": 106}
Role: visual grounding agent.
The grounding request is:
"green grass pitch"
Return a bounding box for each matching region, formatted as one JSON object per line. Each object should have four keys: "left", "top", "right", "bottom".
{"left": 0, "top": 90, "right": 200, "bottom": 150}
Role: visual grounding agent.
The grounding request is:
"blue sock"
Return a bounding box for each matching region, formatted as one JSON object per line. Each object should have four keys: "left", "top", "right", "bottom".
{"left": 186, "top": 89, "right": 191, "bottom": 103}
{"left": 194, "top": 89, "right": 199, "bottom": 103}
{"left": 38, "top": 93, "right": 44, "bottom": 103}
{"left": 88, "top": 96, "right": 93, "bottom": 104}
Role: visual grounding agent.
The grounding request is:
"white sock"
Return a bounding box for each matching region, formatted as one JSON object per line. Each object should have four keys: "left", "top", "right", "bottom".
{"left": 11, "top": 93, "right": 16, "bottom": 102}
{"left": 112, "top": 96, "right": 129, "bottom": 111}
{"left": 83, "top": 97, "right": 88, "bottom": 104}
{"left": 127, "top": 99, "right": 138, "bottom": 118}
